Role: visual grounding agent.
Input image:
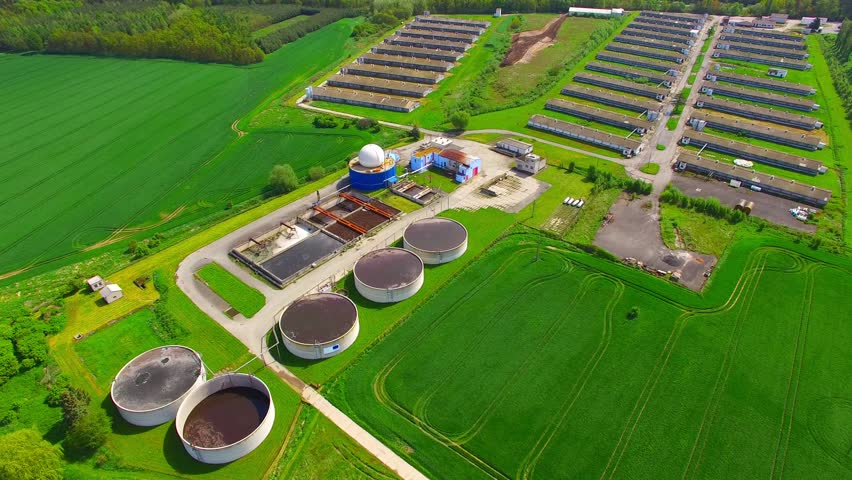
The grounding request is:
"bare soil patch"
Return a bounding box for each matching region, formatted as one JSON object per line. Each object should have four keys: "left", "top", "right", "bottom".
{"left": 501, "top": 14, "right": 568, "bottom": 67}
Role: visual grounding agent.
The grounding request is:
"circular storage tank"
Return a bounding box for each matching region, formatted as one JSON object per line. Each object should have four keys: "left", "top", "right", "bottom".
{"left": 175, "top": 373, "right": 274, "bottom": 464}
{"left": 110, "top": 345, "right": 206, "bottom": 427}
{"left": 277, "top": 293, "right": 359, "bottom": 360}
{"left": 403, "top": 218, "right": 468, "bottom": 264}
{"left": 354, "top": 248, "right": 424, "bottom": 303}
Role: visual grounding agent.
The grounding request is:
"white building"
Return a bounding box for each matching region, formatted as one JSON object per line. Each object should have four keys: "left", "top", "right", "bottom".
{"left": 87, "top": 275, "right": 105, "bottom": 292}
{"left": 100, "top": 284, "right": 123, "bottom": 304}
{"left": 569, "top": 7, "right": 623, "bottom": 17}
{"left": 515, "top": 154, "right": 547, "bottom": 174}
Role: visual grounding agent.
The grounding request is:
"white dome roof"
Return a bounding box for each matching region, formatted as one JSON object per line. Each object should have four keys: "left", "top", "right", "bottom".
{"left": 358, "top": 144, "right": 385, "bottom": 168}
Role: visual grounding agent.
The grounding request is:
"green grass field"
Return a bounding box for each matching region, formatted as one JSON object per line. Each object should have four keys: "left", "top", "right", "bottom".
{"left": 271, "top": 406, "right": 396, "bottom": 480}
{"left": 0, "top": 18, "right": 403, "bottom": 281}
{"left": 659, "top": 203, "right": 737, "bottom": 256}
{"left": 326, "top": 232, "right": 852, "bottom": 479}
{"left": 196, "top": 262, "right": 265, "bottom": 317}
{"left": 640, "top": 162, "right": 660, "bottom": 174}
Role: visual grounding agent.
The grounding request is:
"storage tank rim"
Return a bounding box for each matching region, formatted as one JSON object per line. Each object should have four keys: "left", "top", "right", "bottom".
{"left": 402, "top": 218, "right": 468, "bottom": 253}
{"left": 353, "top": 247, "right": 425, "bottom": 290}
{"left": 277, "top": 294, "right": 359, "bottom": 346}
{"left": 110, "top": 345, "right": 204, "bottom": 413}
{"left": 176, "top": 374, "right": 273, "bottom": 452}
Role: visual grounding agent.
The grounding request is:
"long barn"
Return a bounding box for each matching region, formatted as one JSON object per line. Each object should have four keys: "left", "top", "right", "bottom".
{"left": 529, "top": 114, "right": 643, "bottom": 157}
{"left": 694, "top": 94, "right": 822, "bottom": 130}
{"left": 680, "top": 130, "right": 825, "bottom": 175}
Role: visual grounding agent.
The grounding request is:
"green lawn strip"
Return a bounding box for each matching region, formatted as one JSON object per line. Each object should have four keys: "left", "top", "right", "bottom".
{"left": 640, "top": 162, "right": 660, "bottom": 174}
{"left": 563, "top": 188, "right": 621, "bottom": 244}
{"left": 196, "top": 262, "right": 265, "bottom": 317}
{"left": 666, "top": 115, "right": 680, "bottom": 130}
{"left": 404, "top": 167, "right": 460, "bottom": 194}
{"left": 270, "top": 207, "right": 517, "bottom": 386}
{"left": 252, "top": 15, "right": 311, "bottom": 39}
{"left": 271, "top": 406, "right": 396, "bottom": 480}
{"left": 658, "top": 203, "right": 737, "bottom": 256}
{"left": 325, "top": 231, "right": 851, "bottom": 479}
{"left": 691, "top": 54, "right": 704, "bottom": 74}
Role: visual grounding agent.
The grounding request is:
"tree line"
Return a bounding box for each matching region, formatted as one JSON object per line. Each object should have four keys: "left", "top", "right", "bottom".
{"left": 825, "top": 20, "right": 852, "bottom": 120}
{"left": 255, "top": 7, "right": 363, "bottom": 53}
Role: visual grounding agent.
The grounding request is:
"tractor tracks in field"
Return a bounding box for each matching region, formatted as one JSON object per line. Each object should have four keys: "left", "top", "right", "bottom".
{"left": 517, "top": 276, "right": 624, "bottom": 480}
{"left": 769, "top": 262, "right": 819, "bottom": 480}
{"left": 597, "top": 250, "right": 768, "bottom": 480}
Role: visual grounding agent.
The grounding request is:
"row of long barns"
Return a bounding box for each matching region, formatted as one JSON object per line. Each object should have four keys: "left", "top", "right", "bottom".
{"left": 678, "top": 23, "right": 832, "bottom": 210}
{"left": 528, "top": 11, "right": 706, "bottom": 156}
{"left": 305, "top": 15, "right": 489, "bottom": 112}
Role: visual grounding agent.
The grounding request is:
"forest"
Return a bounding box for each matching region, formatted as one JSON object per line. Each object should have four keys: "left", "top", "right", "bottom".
{"left": 1, "top": 0, "right": 849, "bottom": 65}
{"left": 0, "top": 1, "right": 362, "bottom": 64}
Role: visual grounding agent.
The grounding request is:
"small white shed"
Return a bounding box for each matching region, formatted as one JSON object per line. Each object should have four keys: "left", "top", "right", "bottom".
{"left": 87, "top": 275, "right": 105, "bottom": 292}
{"left": 100, "top": 284, "right": 123, "bottom": 304}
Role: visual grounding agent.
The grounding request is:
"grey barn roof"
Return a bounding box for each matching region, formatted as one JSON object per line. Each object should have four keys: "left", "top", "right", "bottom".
{"left": 632, "top": 16, "right": 699, "bottom": 30}
{"left": 705, "top": 67, "right": 815, "bottom": 95}
{"left": 700, "top": 82, "right": 818, "bottom": 111}
{"left": 359, "top": 53, "right": 454, "bottom": 71}
{"left": 310, "top": 86, "right": 419, "bottom": 112}
{"left": 414, "top": 15, "right": 490, "bottom": 29}
{"left": 561, "top": 83, "right": 661, "bottom": 112}
{"left": 712, "top": 51, "right": 811, "bottom": 70}
{"left": 716, "top": 41, "right": 809, "bottom": 60}
{"left": 690, "top": 111, "right": 825, "bottom": 150}
{"left": 628, "top": 21, "right": 697, "bottom": 38}
{"left": 574, "top": 72, "right": 669, "bottom": 99}
{"left": 639, "top": 11, "right": 705, "bottom": 23}
{"left": 528, "top": 114, "right": 642, "bottom": 156}
{"left": 717, "top": 33, "right": 806, "bottom": 50}
{"left": 372, "top": 43, "right": 463, "bottom": 62}
{"left": 342, "top": 63, "right": 444, "bottom": 84}
{"left": 386, "top": 36, "right": 470, "bottom": 52}
{"left": 620, "top": 27, "right": 695, "bottom": 45}
{"left": 406, "top": 21, "right": 483, "bottom": 36}
{"left": 613, "top": 35, "right": 689, "bottom": 53}
{"left": 397, "top": 29, "right": 476, "bottom": 44}
{"left": 676, "top": 153, "right": 831, "bottom": 207}
{"left": 585, "top": 61, "right": 673, "bottom": 86}
{"left": 605, "top": 43, "right": 686, "bottom": 63}
{"left": 681, "top": 130, "right": 824, "bottom": 174}
{"left": 596, "top": 51, "right": 681, "bottom": 73}
{"left": 546, "top": 98, "right": 654, "bottom": 133}
{"left": 562, "top": 84, "right": 660, "bottom": 112}
{"left": 326, "top": 74, "right": 434, "bottom": 97}
{"left": 695, "top": 94, "right": 822, "bottom": 130}
{"left": 725, "top": 27, "right": 802, "bottom": 42}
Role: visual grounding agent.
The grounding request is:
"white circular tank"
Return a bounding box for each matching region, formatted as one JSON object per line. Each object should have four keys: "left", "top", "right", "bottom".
{"left": 403, "top": 218, "right": 468, "bottom": 264}
{"left": 354, "top": 248, "right": 424, "bottom": 303}
{"left": 110, "top": 345, "right": 206, "bottom": 427}
{"left": 358, "top": 143, "right": 385, "bottom": 168}
{"left": 175, "top": 373, "right": 275, "bottom": 464}
{"left": 277, "top": 293, "right": 360, "bottom": 360}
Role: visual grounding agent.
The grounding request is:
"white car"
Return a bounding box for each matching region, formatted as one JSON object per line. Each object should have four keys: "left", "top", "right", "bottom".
{"left": 577, "top": 200, "right": 585, "bottom": 208}
{"left": 571, "top": 199, "right": 581, "bottom": 207}
{"left": 564, "top": 197, "right": 574, "bottom": 205}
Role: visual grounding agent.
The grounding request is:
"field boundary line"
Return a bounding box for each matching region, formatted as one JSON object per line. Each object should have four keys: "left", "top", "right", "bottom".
{"left": 263, "top": 402, "right": 305, "bottom": 480}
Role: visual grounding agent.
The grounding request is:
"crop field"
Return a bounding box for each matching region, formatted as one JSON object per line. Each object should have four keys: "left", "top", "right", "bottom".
{"left": 327, "top": 233, "right": 852, "bottom": 479}
{"left": 196, "top": 262, "right": 265, "bottom": 317}
{"left": 0, "top": 18, "right": 392, "bottom": 280}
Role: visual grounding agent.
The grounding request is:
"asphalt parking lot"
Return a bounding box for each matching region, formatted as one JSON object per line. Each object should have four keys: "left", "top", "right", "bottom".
{"left": 671, "top": 174, "right": 817, "bottom": 233}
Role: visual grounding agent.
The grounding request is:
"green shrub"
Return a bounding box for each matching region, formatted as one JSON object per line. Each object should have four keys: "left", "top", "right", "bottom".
{"left": 308, "top": 166, "right": 326, "bottom": 181}
{"left": 0, "top": 429, "right": 63, "bottom": 480}
{"left": 449, "top": 111, "right": 470, "bottom": 130}
{"left": 268, "top": 164, "right": 299, "bottom": 195}
{"left": 65, "top": 409, "right": 110, "bottom": 455}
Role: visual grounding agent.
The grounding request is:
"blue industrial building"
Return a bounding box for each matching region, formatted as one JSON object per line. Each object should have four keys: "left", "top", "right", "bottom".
{"left": 349, "top": 144, "right": 399, "bottom": 191}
